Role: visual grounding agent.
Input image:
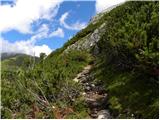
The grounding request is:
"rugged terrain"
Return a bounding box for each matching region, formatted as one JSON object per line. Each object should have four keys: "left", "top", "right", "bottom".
{"left": 1, "top": 1, "right": 159, "bottom": 119}
{"left": 73, "top": 65, "right": 112, "bottom": 119}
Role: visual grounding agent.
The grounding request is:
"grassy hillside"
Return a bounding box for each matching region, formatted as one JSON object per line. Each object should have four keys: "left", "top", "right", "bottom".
{"left": 1, "top": 50, "right": 93, "bottom": 118}
{"left": 1, "top": 53, "right": 26, "bottom": 60}
{"left": 93, "top": 1, "right": 159, "bottom": 118}
{"left": 1, "top": 53, "right": 39, "bottom": 71}
{"left": 1, "top": 1, "right": 159, "bottom": 119}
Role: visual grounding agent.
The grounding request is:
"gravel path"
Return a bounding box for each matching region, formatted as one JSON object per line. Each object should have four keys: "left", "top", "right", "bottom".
{"left": 73, "top": 65, "right": 112, "bottom": 119}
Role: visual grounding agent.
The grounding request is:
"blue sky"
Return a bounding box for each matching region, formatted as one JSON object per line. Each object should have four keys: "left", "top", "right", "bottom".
{"left": 34, "top": 1, "right": 96, "bottom": 49}
{"left": 0, "top": 0, "right": 125, "bottom": 56}
{"left": 2, "top": 1, "right": 95, "bottom": 49}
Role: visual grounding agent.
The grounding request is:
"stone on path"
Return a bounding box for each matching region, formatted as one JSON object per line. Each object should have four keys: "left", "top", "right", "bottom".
{"left": 73, "top": 78, "right": 79, "bottom": 82}
{"left": 97, "top": 110, "right": 112, "bottom": 119}
{"left": 72, "top": 65, "right": 112, "bottom": 119}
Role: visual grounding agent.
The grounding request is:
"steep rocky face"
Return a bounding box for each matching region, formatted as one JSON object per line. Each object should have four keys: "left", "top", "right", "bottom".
{"left": 64, "top": 22, "right": 106, "bottom": 55}
{"left": 63, "top": 3, "right": 123, "bottom": 55}
{"left": 64, "top": 17, "right": 106, "bottom": 54}
{"left": 62, "top": 5, "right": 123, "bottom": 55}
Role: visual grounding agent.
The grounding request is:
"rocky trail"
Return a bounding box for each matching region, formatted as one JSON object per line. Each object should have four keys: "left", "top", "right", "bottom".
{"left": 73, "top": 65, "right": 112, "bottom": 119}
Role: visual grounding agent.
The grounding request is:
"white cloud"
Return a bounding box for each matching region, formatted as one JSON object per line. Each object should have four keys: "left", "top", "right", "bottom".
{"left": 31, "top": 24, "right": 50, "bottom": 40}
{"left": 0, "top": 0, "right": 66, "bottom": 57}
{"left": 49, "top": 28, "right": 64, "bottom": 38}
{"left": 33, "top": 24, "right": 64, "bottom": 39}
{"left": 0, "top": 24, "right": 66, "bottom": 57}
{"left": 37, "top": 24, "right": 50, "bottom": 33}
{"left": 0, "top": 0, "right": 62, "bottom": 34}
{"left": 1, "top": 38, "right": 33, "bottom": 56}
{"left": 0, "top": 23, "right": 65, "bottom": 56}
{"left": 60, "top": 12, "right": 86, "bottom": 30}
{"left": 96, "top": 0, "right": 125, "bottom": 13}
{"left": 1, "top": 37, "right": 52, "bottom": 57}
{"left": 33, "top": 45, "right": 52, "bottom": 57}
{"left": 60, "top": 12, "right": 69, "bottom": 25}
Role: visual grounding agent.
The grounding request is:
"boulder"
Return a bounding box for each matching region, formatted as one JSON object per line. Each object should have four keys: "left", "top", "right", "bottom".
{"left": 97, "top": 110, "right": 112, "bottom": 119}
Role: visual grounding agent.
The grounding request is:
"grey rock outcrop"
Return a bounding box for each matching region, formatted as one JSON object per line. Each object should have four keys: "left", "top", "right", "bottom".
{"left": 63, "top": 3, "right": 125, "bottom": 55}
{"left": 63, "top": 23, "right": 106, "bottom": 55}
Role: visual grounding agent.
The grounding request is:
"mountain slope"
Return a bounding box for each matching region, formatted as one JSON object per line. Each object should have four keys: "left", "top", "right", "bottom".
{"left": 1, "top": 53, "right": 24, "bottom": 61}
{"left": 1, "top": 53, "right": 39, "bottom": 71}
{"left": 42, "top": 1, "right": 159, "bottom": 118}
{"left": 93, "top": 1, "right": 159, "bottom": 118}
{"left": 1, "top": 1, "right": 159, "bottom": 119}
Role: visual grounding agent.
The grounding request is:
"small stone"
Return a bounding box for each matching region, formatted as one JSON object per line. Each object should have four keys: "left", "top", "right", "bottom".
{"left": 71, "top": 99, "right": 75, "bottom": 102}
{"left": 90, "top": 43, "right": 93, "bottom": 47}
{"left": 85, "top": 83, "right": 89, "bottom": 85}
{"left": 82, "top": 92, "right": 86, "bottom": 95}
{"left": 52, "top": 106, "right": 56, "bottom": 109}
{"left": 97, "top": 110, "right": 111, "bottom": 119}
{"left": 91, "top": 84, "right": 95, "bottom": 87}
{"left": 85, "top": 98, "right": 95, "bottom": 102}
{"left": 85, "top": 86, "right": 91, "bottom": 91}
{"left": 73, "top": 78, "right": 79, "bottom": 82}
{"left": 98, "top": 115, "right": 105, "bottom": 119}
